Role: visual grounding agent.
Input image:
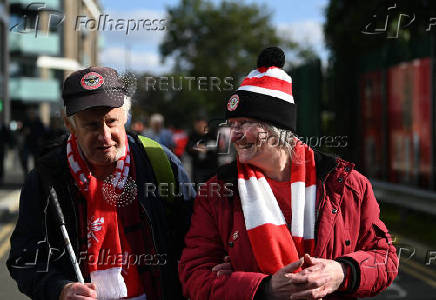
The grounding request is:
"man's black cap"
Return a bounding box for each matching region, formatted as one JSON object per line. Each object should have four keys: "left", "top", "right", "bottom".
{"left": 62, "top": 66, "right": 125, "bottom": 116}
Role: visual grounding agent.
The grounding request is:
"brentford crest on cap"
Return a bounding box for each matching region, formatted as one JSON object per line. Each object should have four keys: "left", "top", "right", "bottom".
{"left": 227, "top": 94, "right": 239, "bottom": 111}
{"left": 80, "top": 72, "right": 104, "bottom": 90}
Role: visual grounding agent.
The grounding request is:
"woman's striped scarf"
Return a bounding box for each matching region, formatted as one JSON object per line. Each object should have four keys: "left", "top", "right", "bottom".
{"left": 237, "top": 140, "right": 316, "bottom": 274}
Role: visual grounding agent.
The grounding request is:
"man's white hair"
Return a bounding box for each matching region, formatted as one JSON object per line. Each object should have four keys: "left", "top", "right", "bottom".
{"left": 64, "top": 96, "right": 132, "bottom": 129}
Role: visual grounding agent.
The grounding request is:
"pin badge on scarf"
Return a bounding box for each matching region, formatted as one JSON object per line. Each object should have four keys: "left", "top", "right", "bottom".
{"left": 102, "top": 175, "right": 137, "bottom": 208}
{"left": 227, "top": 94, "right": 239, "bottom": 111}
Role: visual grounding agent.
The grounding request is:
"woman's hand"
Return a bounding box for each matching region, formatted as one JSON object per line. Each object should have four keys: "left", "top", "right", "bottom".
{"left": 263, "top": 254, "right": 346, "bottom": 300}
{"left": 212, "top": 256, "right": 233, "bottom": 277}
{"left": 288, "top": 254, "right": 346, "bottom": 300}
{"left": 59, "top": 282, "right": 98, "bottom": 300}
{"left": 263, "top": 258, "right": 306, "bottom": 300}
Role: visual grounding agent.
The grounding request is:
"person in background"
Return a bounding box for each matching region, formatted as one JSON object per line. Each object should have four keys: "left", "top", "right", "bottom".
{"left": 25, "top": 111, "right": 46, "bottom": 165}
{"left": 131, "top": 120, "right": 146, "bottom": 135}
{"left": 0, "top": 122, "right": 11, "bottom": 184}
{"left": 169, "top": 126, "right": 189, "bottom": 159}
{"left": 179, "top": 47, "right": 398, "bottom": 300}
{"left": 143, "top": 114, "right": 175, "bottom": 151}
{"left": 16, "top": 121, "right": 29, "bottom": 176}
{"left": 185, "top": 117, "right": 218, "bottom": 184}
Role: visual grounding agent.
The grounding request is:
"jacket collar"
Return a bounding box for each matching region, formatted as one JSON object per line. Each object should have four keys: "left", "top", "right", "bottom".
{"left": 313, "top": 150, "right": 338, "bottom": 182}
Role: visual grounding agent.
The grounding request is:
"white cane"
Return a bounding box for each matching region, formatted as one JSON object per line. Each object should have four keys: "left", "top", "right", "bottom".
{"left": 49, "top": 187, "right": 85, "bottom": 283}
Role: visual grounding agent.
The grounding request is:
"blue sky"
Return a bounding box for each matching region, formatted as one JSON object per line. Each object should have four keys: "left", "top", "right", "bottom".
{"left": 98, "top": 0, "right": 329, "bottom": 74}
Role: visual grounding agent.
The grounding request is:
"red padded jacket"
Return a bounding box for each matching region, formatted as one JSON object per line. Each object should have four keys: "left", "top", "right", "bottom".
{"left": 179, "top": 152, "right": 399, "bottom": 300}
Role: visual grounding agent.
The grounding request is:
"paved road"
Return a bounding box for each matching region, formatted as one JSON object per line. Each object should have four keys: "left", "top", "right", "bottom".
{"left": 0, "top": 218, "right": 28, "bottom": 300}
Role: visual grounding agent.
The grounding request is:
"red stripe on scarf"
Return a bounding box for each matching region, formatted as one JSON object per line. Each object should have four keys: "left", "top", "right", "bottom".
{"left": 237, "top": 163, "right": 265, "bottom": 180}
{"left": 248, "top": 223, "right": 300, "bottom": 275}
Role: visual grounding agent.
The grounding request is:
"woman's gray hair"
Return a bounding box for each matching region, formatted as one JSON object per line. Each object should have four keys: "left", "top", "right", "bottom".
{"left": 64, "top": 96, "right": 132, "bottom": 128}
{"left": 259, "top": 122, "right": 297, "bottom": 157}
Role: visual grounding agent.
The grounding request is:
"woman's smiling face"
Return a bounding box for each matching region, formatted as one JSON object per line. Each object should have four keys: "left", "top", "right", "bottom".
{"left": 229, "top": 117, "right": 279, "bottom": 168}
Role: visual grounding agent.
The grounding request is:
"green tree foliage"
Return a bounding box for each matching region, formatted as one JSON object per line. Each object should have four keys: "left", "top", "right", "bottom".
{"left": 160, "top": 0, "right": 283, "bottom": 78}
{"left": 134, "top": 0, "right": 300, "bottom": 128}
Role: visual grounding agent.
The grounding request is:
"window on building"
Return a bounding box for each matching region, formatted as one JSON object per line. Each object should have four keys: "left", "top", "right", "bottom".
{"left": 0, "top": 22, "right": 4, "bottom": 73}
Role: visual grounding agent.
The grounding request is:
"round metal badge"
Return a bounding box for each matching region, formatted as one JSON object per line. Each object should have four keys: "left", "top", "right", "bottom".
{"left": 227, "top": 94, "right": 239, "bottom": 111}
{"left": 80, "top": 72, "right": 104, "bottom": 90}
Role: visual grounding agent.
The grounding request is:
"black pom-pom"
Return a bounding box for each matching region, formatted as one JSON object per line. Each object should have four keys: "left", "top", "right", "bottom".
{"left": 257, "top": 47, "right": 285, "bottom": 68}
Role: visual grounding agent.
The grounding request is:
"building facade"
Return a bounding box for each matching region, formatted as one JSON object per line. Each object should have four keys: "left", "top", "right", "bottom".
{"left": 0, "top": 0, "right": 8, "bottom": 124}
{"left": 8, "top": 0, "right": 101, "bottom": 126}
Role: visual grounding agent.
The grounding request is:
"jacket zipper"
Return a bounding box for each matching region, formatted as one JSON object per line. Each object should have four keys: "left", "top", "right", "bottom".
{"left": 139, "top": 201, "right": 160, "bottom": 254}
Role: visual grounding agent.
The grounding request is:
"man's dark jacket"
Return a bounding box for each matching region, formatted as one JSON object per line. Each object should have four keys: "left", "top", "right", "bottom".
{"left": 7, "top": 133, "right": 194, "bottom": 300}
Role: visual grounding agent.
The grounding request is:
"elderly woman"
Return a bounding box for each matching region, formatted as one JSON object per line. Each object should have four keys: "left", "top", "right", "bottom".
{"left": 179, "top": 47, "right": 398, "bottom": 300}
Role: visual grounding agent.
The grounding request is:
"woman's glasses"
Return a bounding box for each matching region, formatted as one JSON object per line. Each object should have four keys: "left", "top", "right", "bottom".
{"left": 227, "top": 120, "right": 259, "bottom": 131}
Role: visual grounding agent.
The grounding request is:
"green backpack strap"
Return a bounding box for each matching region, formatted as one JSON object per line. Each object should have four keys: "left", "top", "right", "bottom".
{"left": 138, "top": 135, "right": 176, "bottom": 205}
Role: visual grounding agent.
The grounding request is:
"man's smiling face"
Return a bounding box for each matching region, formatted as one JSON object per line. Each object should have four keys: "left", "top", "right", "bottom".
{"left": 67, "top": 106, "right": 127, "bottom": 167}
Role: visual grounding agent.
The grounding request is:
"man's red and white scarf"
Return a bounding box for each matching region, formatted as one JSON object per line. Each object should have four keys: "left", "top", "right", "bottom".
{"left": 237, "top": 139, "right": 316, "bottom": 274}
{"left": 67, "top": 134, "right": 144, "bottom": 300}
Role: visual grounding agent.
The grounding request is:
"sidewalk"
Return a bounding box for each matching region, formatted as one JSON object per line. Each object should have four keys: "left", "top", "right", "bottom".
{"left": 2, "top": 149, "right": 27, "bottom": 186}
{"left": 0, "top": 150, "right": 26, "bottom": 300}
{"left": 0, "top": 149, "right": 26, "bottom": 221}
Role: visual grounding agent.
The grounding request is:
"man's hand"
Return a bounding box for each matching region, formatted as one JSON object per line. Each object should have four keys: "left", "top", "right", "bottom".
{"left": 263, "top": 258, "right": 306, "bottom": 300}
{"left": 288, "top": 254, "right": 346, "bottom": 300}
{"left": 59, "top": 282, "right": 98, "bottom": 300}
{"left": 212, "top": 256, "right": 232, "bottom": 277}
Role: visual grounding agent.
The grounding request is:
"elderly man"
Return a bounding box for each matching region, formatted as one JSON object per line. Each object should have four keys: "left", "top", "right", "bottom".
{"left": 7, "top": 67, "right": 194, "bottom": 300}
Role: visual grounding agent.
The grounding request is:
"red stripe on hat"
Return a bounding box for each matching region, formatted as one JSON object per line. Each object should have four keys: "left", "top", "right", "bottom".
{"left": 240, "top": 76, "right": 292, "bottom": 96}
{"left": 248, "top": 223, "right": 301, "bottom": 274}
{"left": 257, "top": 66, "right": 280, "bottom": 73}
